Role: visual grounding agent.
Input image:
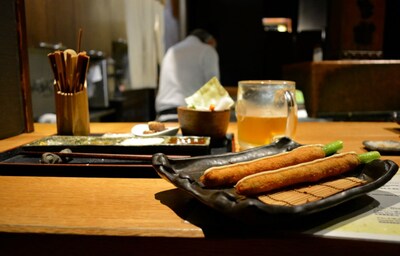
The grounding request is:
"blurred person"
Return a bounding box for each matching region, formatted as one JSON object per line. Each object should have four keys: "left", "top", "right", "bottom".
{"left": 155, "top": 29, "right": 220, "bottom": 122}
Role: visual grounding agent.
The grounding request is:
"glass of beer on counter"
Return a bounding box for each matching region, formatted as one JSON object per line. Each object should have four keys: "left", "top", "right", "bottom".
{"left": 236, "top": 80, "right": 298, "bottom": 150}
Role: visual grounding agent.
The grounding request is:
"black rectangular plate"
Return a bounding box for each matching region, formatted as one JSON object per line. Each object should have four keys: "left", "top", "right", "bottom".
{"left": 152, "top": 137, "right": 399, "bottom": 222}
{"left": 0, "top": 134, "right": 234, "bottom": 178}
{"left": 21, "top": 134, "right": 212, "bottom": 156}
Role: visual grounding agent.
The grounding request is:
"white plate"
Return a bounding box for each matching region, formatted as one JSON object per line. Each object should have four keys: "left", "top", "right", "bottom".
{"left": 120, "top": 137, "right": 165, "bottom": 145}
{"left": 131, "top": 124, "right": 180, "bottom": 137}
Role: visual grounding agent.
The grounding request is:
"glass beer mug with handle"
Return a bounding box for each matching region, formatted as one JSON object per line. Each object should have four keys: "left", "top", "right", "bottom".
{"left": 236, "top": 80, "right": 298, "bottom": 150}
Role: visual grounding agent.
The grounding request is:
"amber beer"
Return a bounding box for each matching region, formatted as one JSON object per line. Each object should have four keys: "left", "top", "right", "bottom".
{"left": 237, "top": 115, "right": 297, "bottom": 148}
{"left": 236, "top": 80, "right": 297, "bottom": 150}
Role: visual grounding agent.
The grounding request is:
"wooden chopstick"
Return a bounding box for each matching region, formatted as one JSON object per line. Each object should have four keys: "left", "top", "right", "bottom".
{"left": 77, "top": 28, "right": 83, "bottom": 53}
{"left": 0, "top": 162, "right": 154, "bottom": 168}
{"left": 47, "top": 53, "right": 62, "bottom": 91}
{"left": 47, "top": 37, "right": 90, "bottom": 93}
{"left": 77, "top": 53, "right": 89, "bottom": 91}
{"left": 20, "top": 151, "right": 189, "bottom": 161}
{"left": 66, "top": 52, "right": 72, "bottom": 92}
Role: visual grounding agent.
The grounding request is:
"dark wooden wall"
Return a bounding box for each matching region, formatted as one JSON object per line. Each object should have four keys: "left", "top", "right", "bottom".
{"left": 25, "top": 0, "right": 127, "bottom": 55}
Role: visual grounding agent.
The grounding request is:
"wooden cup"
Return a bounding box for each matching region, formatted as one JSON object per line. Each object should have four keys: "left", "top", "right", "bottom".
{"left": 54, "top": 87, "right": 90, "bottom": 136}
{"left": 178, "top": 106, "right": 230, "bottom": 139}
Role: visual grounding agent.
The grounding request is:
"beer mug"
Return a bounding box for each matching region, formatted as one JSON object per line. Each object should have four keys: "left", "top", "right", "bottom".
{"left": 236, "top": 80, "right": 298, "bottom": 150}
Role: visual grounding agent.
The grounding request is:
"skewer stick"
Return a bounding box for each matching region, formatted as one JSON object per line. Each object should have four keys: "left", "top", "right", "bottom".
{"left": 77, "top": 28, "right": 83, "bottom": 53}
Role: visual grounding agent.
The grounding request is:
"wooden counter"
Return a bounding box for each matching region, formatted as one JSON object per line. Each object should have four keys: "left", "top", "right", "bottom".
{"left": 0, "top": 122, "right": 399, "bottom": 255}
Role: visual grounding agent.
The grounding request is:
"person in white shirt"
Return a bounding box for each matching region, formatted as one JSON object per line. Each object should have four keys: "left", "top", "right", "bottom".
{"left": 155, "top": 29, "right": 220, "bottom": 122}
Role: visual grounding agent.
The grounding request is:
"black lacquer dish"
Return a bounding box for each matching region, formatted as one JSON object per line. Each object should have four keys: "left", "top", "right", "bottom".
{"left": 0, "top": 134, "right": 234, "bottom": 178}
{"left": 152, "top": 137, "right": 399, "bottom": 221}
{"left": 22, "top": 135, "right": 212, "bottom": 156}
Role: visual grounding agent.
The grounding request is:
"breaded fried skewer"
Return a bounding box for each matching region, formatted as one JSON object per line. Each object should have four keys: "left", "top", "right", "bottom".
{"left": 199, "top": 141, "right": 343, "bottom": 188}
{"left": 235, "top": 151, "right": 381, "bottom": 196}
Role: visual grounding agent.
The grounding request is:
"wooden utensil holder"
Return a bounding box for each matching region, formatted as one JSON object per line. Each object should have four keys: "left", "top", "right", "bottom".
{"left": 54, "top": 87, "right": 90, "bottom": 135}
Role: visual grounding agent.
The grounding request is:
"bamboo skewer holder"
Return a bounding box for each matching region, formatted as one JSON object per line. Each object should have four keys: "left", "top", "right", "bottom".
{"left": 54, "top": 84, "right": 90, "bottom": 136}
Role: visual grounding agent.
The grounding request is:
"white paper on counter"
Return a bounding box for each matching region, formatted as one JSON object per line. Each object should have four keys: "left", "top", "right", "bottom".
{"left": 185, "top": 77, "right": 234, "bottom": 111}
{"left": 305, "top": 172, "right": 400, "bottom": 242}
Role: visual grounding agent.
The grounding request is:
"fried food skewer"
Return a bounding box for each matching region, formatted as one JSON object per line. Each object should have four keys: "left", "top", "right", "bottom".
{"left": 235, "top": 151, "right": 381, "bottom": 196}
{"left": 199, "top": 141, "right": 343, "bottom": 188}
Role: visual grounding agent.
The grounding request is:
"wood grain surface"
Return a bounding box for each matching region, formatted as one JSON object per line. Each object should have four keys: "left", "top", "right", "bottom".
{"left": 0, "top": 122, "right": 399, "bottom": 246}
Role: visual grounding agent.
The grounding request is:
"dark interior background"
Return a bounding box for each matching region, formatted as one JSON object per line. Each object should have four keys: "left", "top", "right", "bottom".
{"left": 186, "top": 0, "right": 400, "bottom": 86}
{"left": 19, "top": 0, "right": 400, "bottom": 123}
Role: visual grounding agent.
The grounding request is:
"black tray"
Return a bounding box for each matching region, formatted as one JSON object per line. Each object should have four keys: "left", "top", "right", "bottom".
{"left": 21, "top": 134, "right": 213, "bottom": 156}
{"left": 152, "top": 137, "right": 399, "bottom": 221}
{"left": 0, "top": 134, "right": 234, "bottom": 178}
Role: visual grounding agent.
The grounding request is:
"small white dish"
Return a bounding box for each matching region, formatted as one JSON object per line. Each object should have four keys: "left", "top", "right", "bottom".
{"left": 363, "top": 140, "right": 400, "bottom": 153}
{"left": 120, "top": 137, "right": 165, "bottom": 145}
{"left": 131, "top": 124, "right": 180, "bottom": 137}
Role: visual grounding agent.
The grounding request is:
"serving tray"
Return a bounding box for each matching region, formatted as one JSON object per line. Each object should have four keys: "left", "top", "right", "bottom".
{"left": 152, "top": 137, "right": 399, "bottom": 221}
{"left": 22, "top": 134, "right": 212, "bottom": 156}
{"left": 0, "top": 134, "right": 234, "bottom": 178}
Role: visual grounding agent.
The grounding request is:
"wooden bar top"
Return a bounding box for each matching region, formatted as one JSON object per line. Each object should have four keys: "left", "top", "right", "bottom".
{"left": 2, "top": 122, "right": 398, "bottom": 164}
{"left": 0, "top": 122, "right": 399, "bottom": 255}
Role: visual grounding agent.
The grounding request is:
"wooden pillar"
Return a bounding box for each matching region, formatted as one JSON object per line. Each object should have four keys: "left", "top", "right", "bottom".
{"left": 0, "top": 0, "right": 33, "bottom": 139}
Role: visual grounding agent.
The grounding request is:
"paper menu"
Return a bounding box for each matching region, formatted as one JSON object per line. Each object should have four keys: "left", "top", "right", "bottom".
{"left": 306, "top": 172, "right": 400, "bottom": 242}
